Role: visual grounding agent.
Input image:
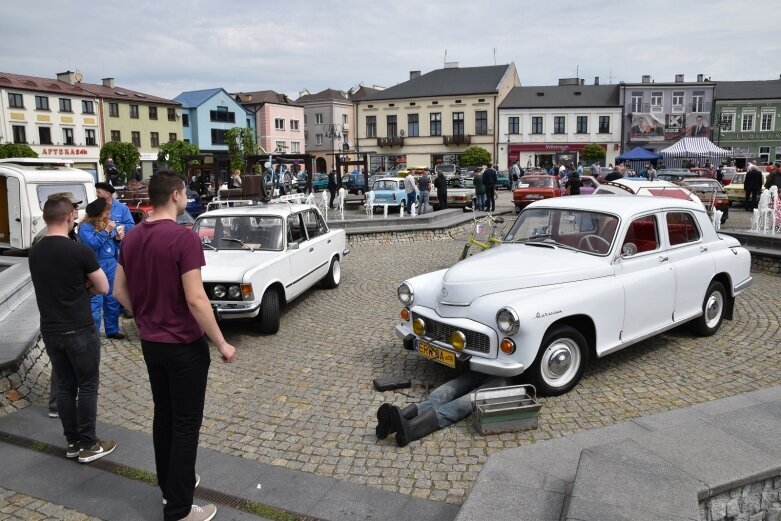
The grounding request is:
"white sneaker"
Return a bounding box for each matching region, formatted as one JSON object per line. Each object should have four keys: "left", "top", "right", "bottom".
{"left": 177, "top": 504, "right": 216, "bottom": 521}
{"left": 163, "top": 473, "right": 200, "bottom": 505}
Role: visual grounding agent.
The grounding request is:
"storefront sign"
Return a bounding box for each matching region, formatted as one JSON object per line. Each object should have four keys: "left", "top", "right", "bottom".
{"left": 732, "top": 147, "right": 750, "bottom": 157}
{"left": 731, "top": 132, "right": 781, "bottom": 140}
{"left": 41, "top": 147, "right": 90, "bottom": 156}
{"left": 509, "top": 143, "right": 606, "bottom": 153}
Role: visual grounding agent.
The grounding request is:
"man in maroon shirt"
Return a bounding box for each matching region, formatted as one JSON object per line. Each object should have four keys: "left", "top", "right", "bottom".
{"left": 114, "top": 170, "right": 235, "bottom": 521}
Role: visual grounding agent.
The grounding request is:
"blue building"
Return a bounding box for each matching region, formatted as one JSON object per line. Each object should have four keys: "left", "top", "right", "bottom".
{"left": 174, "top": 87, "right": 254, "bottom": 151}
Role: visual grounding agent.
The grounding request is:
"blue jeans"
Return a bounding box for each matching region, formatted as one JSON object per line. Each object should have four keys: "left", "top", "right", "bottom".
{"left": 418, "top": 372, "right": 511, "bottom": 428}
{"left": 91, "top": 258, "right": 120, "bottom": 335}
{"left": 419, "top": 190, "right": 430, "bottom": 214}
{"left": 405, "top": 192, "right": 416, "bottom": 215}
{"left": 43, "top": 326, "right": 101, "bottom": 448}
{"left": 476, "top": 194, "right": 486, "bottom": 211}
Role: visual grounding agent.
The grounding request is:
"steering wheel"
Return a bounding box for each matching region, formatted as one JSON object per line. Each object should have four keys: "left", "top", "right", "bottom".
{"left": 578, "top": 234, "right": 611, "bottom": 253}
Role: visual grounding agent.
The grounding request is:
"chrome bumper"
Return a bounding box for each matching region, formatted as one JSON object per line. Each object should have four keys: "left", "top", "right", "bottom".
{"left": 734, "top": 276, "right": 752, "bottom": 295}
{"left": 211, "top": 301, "right": 261, "bottom": 319}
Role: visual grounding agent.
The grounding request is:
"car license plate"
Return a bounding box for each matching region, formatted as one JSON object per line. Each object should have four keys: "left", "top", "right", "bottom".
{"left": 418, "top": 340, "right": 456, "bottom": 368}
{"left": 525, "top": 194, "right": 543, "bottom": 199}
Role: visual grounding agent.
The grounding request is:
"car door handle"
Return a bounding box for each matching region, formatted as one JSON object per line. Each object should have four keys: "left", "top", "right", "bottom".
{"left": 327, "top": 239, "right": 332, "bottom": 244}
{"left": 309, "top": 247, "right": 314, "bottom": 252}
{"left": 658, "top": 255, "right": 669, "bottom": 263}
{"left": 699, "top": 246, "right": 708, "bottom": 252}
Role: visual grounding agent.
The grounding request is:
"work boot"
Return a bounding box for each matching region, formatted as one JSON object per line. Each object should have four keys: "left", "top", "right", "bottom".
{"left": 394, "top": 407, "right": 439, "bottom": 447}
{"left": 375, "top": 403, "right": 417, "bottom": 440}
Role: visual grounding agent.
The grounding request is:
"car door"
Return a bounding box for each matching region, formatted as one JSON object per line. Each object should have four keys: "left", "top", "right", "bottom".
{"left": 285, "top": 212, "right": 311, "bottom": 299}
{"left": 663, "top": 211, "right": 715, "bottom": 321}
{"left": 299, "top": 209, "right": 332, "bottom": 288}
{"left": 613, "top": 214, "right": 676, "bottom": 342}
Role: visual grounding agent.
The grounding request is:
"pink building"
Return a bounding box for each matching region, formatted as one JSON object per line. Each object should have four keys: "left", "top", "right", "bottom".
{"left": 235, "top": 91, "right": 305, "bottom": 155}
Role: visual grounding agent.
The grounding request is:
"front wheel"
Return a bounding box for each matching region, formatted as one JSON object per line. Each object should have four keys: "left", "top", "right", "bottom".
{"left": 532, "top": 325, "right": 589, "bottom": 395}
{"left": 256, "top": 289, "right": 280, "bottom": 334}
{"left": 321, "top": 256, "right": 341, "bottom": 289}
{"left": 692, "top": 281, "right": 726, "bottom": 336}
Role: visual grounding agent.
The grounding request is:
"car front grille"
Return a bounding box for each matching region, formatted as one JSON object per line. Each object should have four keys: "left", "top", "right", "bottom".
{"left": 412, "top": 313, "right": 491, "bottom": 354}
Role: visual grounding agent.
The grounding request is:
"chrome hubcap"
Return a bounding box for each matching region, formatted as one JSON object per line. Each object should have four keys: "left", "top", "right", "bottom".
{"left": 705, "top": 291, "right": 723, "bottom": 328}
{"left": 547, "top": 348, "right": 571, "bottom": 377}
{"left": 540, "top": 338, "right": 581, "bottom": 388}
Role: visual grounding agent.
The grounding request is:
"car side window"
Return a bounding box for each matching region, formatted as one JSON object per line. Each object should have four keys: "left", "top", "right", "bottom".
{"left": 287, "top": 213, "right": 305, "bottom": 245}
{"left": 666, "top": 212, "right": 701, "bottom": 246}
{"left": 302, "top": 210, "right": 327, "bottom": 239}
{"left": 622, "top": 215, "right": 659, "bottom": 256}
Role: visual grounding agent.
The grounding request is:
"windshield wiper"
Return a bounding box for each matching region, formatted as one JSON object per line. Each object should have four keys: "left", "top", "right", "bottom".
{"left": 510, "top": 233, "right": 552, "bottom": 243}
{"left": 201, "top": 239, "right": 217, "bottom": 251}
{"left": 221, "top": 238, "right": 255, "bottom": 252}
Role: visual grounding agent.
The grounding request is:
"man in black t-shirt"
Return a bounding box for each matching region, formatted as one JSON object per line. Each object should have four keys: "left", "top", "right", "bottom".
{"left": 28, "top": 195, "right": 117, "bottom": 464}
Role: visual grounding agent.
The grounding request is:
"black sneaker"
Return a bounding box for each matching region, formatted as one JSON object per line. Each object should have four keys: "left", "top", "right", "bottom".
{"left": 78, "top": 439, "right": 117, "bottom": 463}
{"left": 66, "top": 442, "right": 79, "bottom": 459}
{"left": 106, "top": 333, "right": 126, "bottom": 340}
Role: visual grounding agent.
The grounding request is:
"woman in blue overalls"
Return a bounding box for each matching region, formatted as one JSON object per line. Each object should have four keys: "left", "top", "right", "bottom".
{"left": 78, "top": 198, "right": 124, "bottom": 339}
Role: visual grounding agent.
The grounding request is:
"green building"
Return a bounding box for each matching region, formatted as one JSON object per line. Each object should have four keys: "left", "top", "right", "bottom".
{"left": 713, "top": 79, "right": 781, "bottom": 168}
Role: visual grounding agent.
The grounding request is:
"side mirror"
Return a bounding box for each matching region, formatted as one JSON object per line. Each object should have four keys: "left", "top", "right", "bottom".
{"left": 288, "top": 242, "right": 300, "bottom": 250}
{"left": 621, "top": 243, "right": 638, "bottom": 257}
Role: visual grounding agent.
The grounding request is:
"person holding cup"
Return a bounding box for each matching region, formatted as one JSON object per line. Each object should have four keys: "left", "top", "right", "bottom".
{"left": 95, "top": 182, "right": 135, "bottom": 318}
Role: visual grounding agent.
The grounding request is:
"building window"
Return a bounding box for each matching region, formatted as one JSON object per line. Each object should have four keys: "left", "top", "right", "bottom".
{"left": 553, "top": 116, "right": 565, "bottom": 134}
{"left": 147, "top": 106, "right": 157, "bottom": 120}
{"left": 8, "top": 93, "right": 24, "bottom": 108}
{"left": 129, "top": 104, "right": 139, "bottom": 118}
{"left": 407, "top": 114, "right": 419, "bottom": 137}
{"left": 598, "top": 116, "right": 610, "bottom": 133}
{"left": 111, "top": 130, "right": 121, "bottom": 142}
{"left": 576, "top": 116, "right": 588, "bottom": 134}
{"left": 109, "top": 103, "right": 119, "bottom": 117}
{"left": 169, "top": 133, "right": 177, "bottom": 143}
{"left": 315, "top": 134, "right": 323, "bottom": 145}
{"left": 719, "top": 112, "right": 734, "bottom": 132}
{"left": 631, "top": 92, "right": 643, "bottom": 112}
{"left": 59, "top": 98, "right": 72, "bottom": 112}
{"left": 291, "top": 119, "right": 299, "bottom": 131}
{"left": 63, "top": 128, "right": 74, "bottom": 145}
{"left": 210, "top": 107, "right": 235, "bottom": 123}
{"left": 692, "top": 91, "right": 705, "bottom": 112}
{"left": 475, "top": 110, "right": 488, "bottom": 135}
{"left": 508, "top": 116, "right": 520, "bottom": 134}
{"left": 275, "top": 141, "right": 286, "bottom": 152}
{"left": 35, "top": 96, "right": 49, "bottom": 111}
{"left": 650, "top": 91, "right": 663, "bottom": 110}
{"left": 761, "top": 112, "right": 774, "bottom": 131}
{"left": 81, "top": 100, "right": 95, "bottom": 114}
{"left": 366, "top": 116, "right": 376, "bottom": 138}
{"left": 742, "top": 113, "right": 754, "bottom": 132}
{"left": 85, "top": 129, "right": 96, "bottom": 146}
{"left": 304, "top": 115, "right": 307, "bottom": 124}
{"left": 342, "top": 114, "right": 348, "bottom": 125}
{"left": 759, "top": 146, "right": 771, "bottom": 164}
{"left": 387, "top": 115, "right": 397, "bottom": 137}
{"left": 210, "top": 129, "right": 227, "bottom": 145}
{"left": 182, "top": 114, "right": 189, "bottom": 127}
{"left": 672, "top": 91, "right": 685, "bottom": 109}
{"left": 315, "top": 113, "right": 323, "bottom": 124}
{"left": 291, "top": 142, "right": 300, "bottom": 153}
{"left": 131, "top": 131, "right": 141, "bottom": 147}
{"left": 150, "top": 132, "right": 160, "bottom": 148}
{"left": 430, "top": 113, "right": 442, "bottom": 136}
{"left": 275, "top": 118, "right": 285, "bottom": 130}
{"left": 167, "top": 107, "right": 176, "bottom": 121}
{"left": 531, "top": 116, "right": 543, "bottom": 134}
{"left": 12, "top": 125, "right": 26, "bottom": 144}
{"left": 38, "top": 127, "right": 52, "bottom": 145}
{"left": 452, "top": 112, "right": 464, "bottom": 135}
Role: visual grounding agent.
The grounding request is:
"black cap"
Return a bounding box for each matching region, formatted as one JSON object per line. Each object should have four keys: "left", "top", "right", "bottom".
{"left": 95, "top": 182, "right": 116, "bottom": 194}
{"left": 85, "top": 198, "right": 107, "bottom": 217}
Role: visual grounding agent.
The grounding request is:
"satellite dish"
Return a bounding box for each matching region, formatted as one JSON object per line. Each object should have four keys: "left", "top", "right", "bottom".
{"left": 74, "top": 71, "right": 83, "bottom": 82}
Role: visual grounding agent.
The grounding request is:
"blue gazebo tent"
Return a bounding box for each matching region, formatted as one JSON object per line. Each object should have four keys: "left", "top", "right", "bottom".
{"left": 616, "top": 147, "right": 663, "bottom": 173}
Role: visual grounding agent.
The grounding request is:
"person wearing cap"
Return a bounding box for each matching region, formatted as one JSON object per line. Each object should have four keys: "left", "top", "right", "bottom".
{"left": 95, "top": 182, "right": 135, "bottom": 319}
{"left": 28, "top": 194, "right": 117, "bottom": 463}
{"left": 78, "top": 198, "right": 124, "bottom": 339}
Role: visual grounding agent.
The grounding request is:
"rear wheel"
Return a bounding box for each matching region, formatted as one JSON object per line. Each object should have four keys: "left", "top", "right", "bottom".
{"left": 692, "top": 281, "right": 726, "bottom": 336}
{"left": 532, "top": 325, "right": 589, "bottom": 395}
{"left": 321, "top": 257, "right": 341, "bottom": 289}
{"left": 256, "top": 289, "right": 280, "bottom": 334}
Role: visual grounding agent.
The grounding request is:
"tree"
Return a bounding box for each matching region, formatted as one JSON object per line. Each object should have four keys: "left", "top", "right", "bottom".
{"left": 0, "top": 143, "right": 38, "bottom": 159}
{"left": 157, "top": 140, "right": 200, "bottom": 176}
{"left": 459, "top": 146, "right": 492, "bottom": 167}
{"left": 580, "top": 143, "right": 606, "bottom": 165}
{"left": 99, "top": 142, "right": 140, "bottom": 183}
{"left": 225, "top": 127, "right": 257, "bottom": 174}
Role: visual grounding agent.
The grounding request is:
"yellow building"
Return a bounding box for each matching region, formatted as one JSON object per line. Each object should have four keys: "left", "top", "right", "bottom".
{"left": 356, "top": 64, "right": 520, "bottom": 172}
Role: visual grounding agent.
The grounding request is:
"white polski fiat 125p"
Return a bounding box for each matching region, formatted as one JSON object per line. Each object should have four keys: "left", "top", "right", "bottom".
{"left": 193, "top": 203, "right": 348, "bottom": 334}
{"left": 395, "top": 196, "right": 752, "bottom": 395}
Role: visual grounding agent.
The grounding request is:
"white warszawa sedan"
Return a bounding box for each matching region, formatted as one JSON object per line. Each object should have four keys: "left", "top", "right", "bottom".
{"left": 193, "top": 203, "right": 348, "bottom": 334}
{"left": 394, "top": 196, "right": 752, "bottom": 395}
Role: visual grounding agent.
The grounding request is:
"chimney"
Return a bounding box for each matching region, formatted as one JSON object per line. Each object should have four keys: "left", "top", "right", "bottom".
{"left": 102, "top": 77, "right": 115, "bottom": 88}
{"left": 641, "top": 75, "right": 651, "bottom": 83}
{"left": 444, "top": 62, "right": 459, "bottom": 69}
{"left": 594, "top": 76, "right": 600, "bottom": 85}
{"left": 675, "top": 74, "right": 684, "bottom": 82}
{"left": 57, "top": 71, "right": 76, "bottom": 85}
{"left": 299, "top": 89, "right": 310, "bottom": 98}
{"left": 697, "top": 73, "right": 704, "bottom": 82}
{"left": 409, "top": 70, "right": 421, "bottom": 80}
{"left": 558, "top": 78, "right": 580, "bottom": 86}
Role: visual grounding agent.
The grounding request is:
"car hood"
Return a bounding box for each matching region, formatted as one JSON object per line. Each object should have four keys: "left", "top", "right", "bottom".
{"left": 202, "top": 250, "right": 281, "bottom": 282}
{"left": 439, "top": 245, "right": 613, "bottom": 305}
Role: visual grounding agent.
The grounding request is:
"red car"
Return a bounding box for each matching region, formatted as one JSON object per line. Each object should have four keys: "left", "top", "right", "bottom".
{"left": 689, "top": 167, "right": 715, "bottom": 179}
{"left": 513, "top": 175, "right": 561, "bottom": 213}
{"left": 127, "top": 200, "right": 195, "bottom": 228}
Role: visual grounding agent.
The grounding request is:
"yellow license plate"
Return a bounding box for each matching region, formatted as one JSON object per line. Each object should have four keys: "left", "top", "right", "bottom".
{"left": 418, "top": 340, "right": 456, "bottom": 368}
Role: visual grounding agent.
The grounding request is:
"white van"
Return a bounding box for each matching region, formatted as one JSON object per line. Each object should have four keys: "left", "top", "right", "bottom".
{"left": 0, "top": 159, "right": 96, "bottom": 251}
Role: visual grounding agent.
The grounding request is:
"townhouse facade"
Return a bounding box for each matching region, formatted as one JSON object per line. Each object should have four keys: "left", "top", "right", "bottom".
{"left": 356, "top": 64, "right": 520, "bottom": 173}
{"left": 713, "top": 79, "right": 781, "bottom": 168}
{"left": 619, "top": 74, "right": 716, "bottom": 154}
{"left": 235, "top": 90, "right": 304, "bottom": 157}
{"left": 297, "top": 88, "right": 353, "bottom": 173}
{"left": 498, "top": 80, "right": 622, "bottom": 170}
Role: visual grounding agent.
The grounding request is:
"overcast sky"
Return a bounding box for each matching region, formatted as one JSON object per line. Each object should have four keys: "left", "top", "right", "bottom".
{"left": 3, "top": 0, "right": 779, "bottom": 100}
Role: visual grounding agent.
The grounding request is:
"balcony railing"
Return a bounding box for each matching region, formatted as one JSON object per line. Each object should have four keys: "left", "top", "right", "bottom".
{"left": 377, "top": 137, "right": 404, "bottom": 147}
{"left": 443, "top": 134, "right": 471, "bottom": 145}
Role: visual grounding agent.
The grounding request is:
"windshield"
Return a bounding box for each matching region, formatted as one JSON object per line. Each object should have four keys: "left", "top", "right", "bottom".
{"left": 732, "top": 174, "right": 745, "bottom": 184}
{"left": 505, "top": 208, "right": 619, "bottom": 256}
{"left": 36, "top": 184, "right": 89, "bottom": 210}
{"left": 520, "top": 176, "right": 556, "bottom": 188}
{"left": 193, "top": 215, "right": 283, "bottom": 251}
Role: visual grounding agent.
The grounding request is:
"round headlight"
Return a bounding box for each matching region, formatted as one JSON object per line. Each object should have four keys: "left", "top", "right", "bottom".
{"left": 213, "top": 285, "right": 227, "bottom": 299}
{"left": 397, "top": 282, "right": 414, "bottom": 305}
{"left": 412, "top": 318, "right": 426, "bottom": 336}
{"left": 496, "top": 307, "right": 520, "bottom": 335}
{"left": 228, "top": 285, "right": 241, "bottom": 299}
{"left": 450, "top": 331, "right": 466, "bottom": 351}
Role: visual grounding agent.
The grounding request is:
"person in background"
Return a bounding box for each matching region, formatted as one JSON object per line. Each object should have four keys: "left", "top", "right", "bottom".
{"left": 565, "top": 171, "right": 582, "bottom": 195}
{"left": 418, "top": 169, "right": 432, "bottom": 215}
{"left": 576, "top": 162, "right": 584, "bottom": 175}
{"left": 95, "top": 181, "right": 135, "bottom": 320}
{"left": 473, "top": 169, "right": 486, "bottom": 211}
{"left": 328, "top": 170, "right": 338, "bottom": 209}
{"left": 483, "top": 164, "right": 497, "bottom": 212}
{"left": 744, "top": 165, "right": 763, "bottom": 211}
{"left": 230, "top": 169, "right": 242, "bottom": 189}
{"left": 646, "top": 164, "right": 657, "bottom": 181}
{"left": 511, "top": 161, "right": 521, "bottom": 188}
{"left": 434, "top": 171, "right": 448, "bottom": 210}
{"left": 403, "top": 171, "right": 417, "bottom": 216}
{"left": 591, "top": 162, "right": 602, "bottom": 180}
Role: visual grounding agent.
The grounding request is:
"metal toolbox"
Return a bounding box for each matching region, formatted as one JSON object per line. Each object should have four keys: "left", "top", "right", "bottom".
{"left": 471, "top": 385, "right": 541, "bottom": 435}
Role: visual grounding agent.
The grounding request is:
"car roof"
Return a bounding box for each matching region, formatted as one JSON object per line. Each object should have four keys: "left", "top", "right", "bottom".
{"left": 608, "top": 179, "right": 681, "bottom": 190}
{"left": 532, "top": 192, "right": 704, "bottom": 215}
{"left": 373, "top": 177, "right": 404, "bottom": 182}
{"left": 199, "top": 203, "right": 318, "bottom": 218}
{"left": 0, "top": 160, "right": 95, "bottom": 182}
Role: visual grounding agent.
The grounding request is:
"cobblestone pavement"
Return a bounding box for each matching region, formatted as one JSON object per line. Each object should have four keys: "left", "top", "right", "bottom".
{"left": 23, "top": 231, "right": 781, "bottom": 506}
{"left": 0, "top": 486, "right": 103, "bottom": 520}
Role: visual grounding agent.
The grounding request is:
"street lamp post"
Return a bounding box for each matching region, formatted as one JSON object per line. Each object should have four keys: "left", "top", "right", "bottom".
{"left": 323, "top": 123, "right": 344, "bottom": 171}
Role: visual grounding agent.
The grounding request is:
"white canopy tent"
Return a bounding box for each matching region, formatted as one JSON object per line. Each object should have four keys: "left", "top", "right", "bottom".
{"left": 660, "top": 137, "right": 731, "bottom": 168}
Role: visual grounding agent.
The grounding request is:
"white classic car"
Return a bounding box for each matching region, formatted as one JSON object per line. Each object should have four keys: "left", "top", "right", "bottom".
{"left": 193, "top": 203, "right": 348, "bottom": 334}
{"left": 394, "top": 196, "right": 752, "bottom": 395}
